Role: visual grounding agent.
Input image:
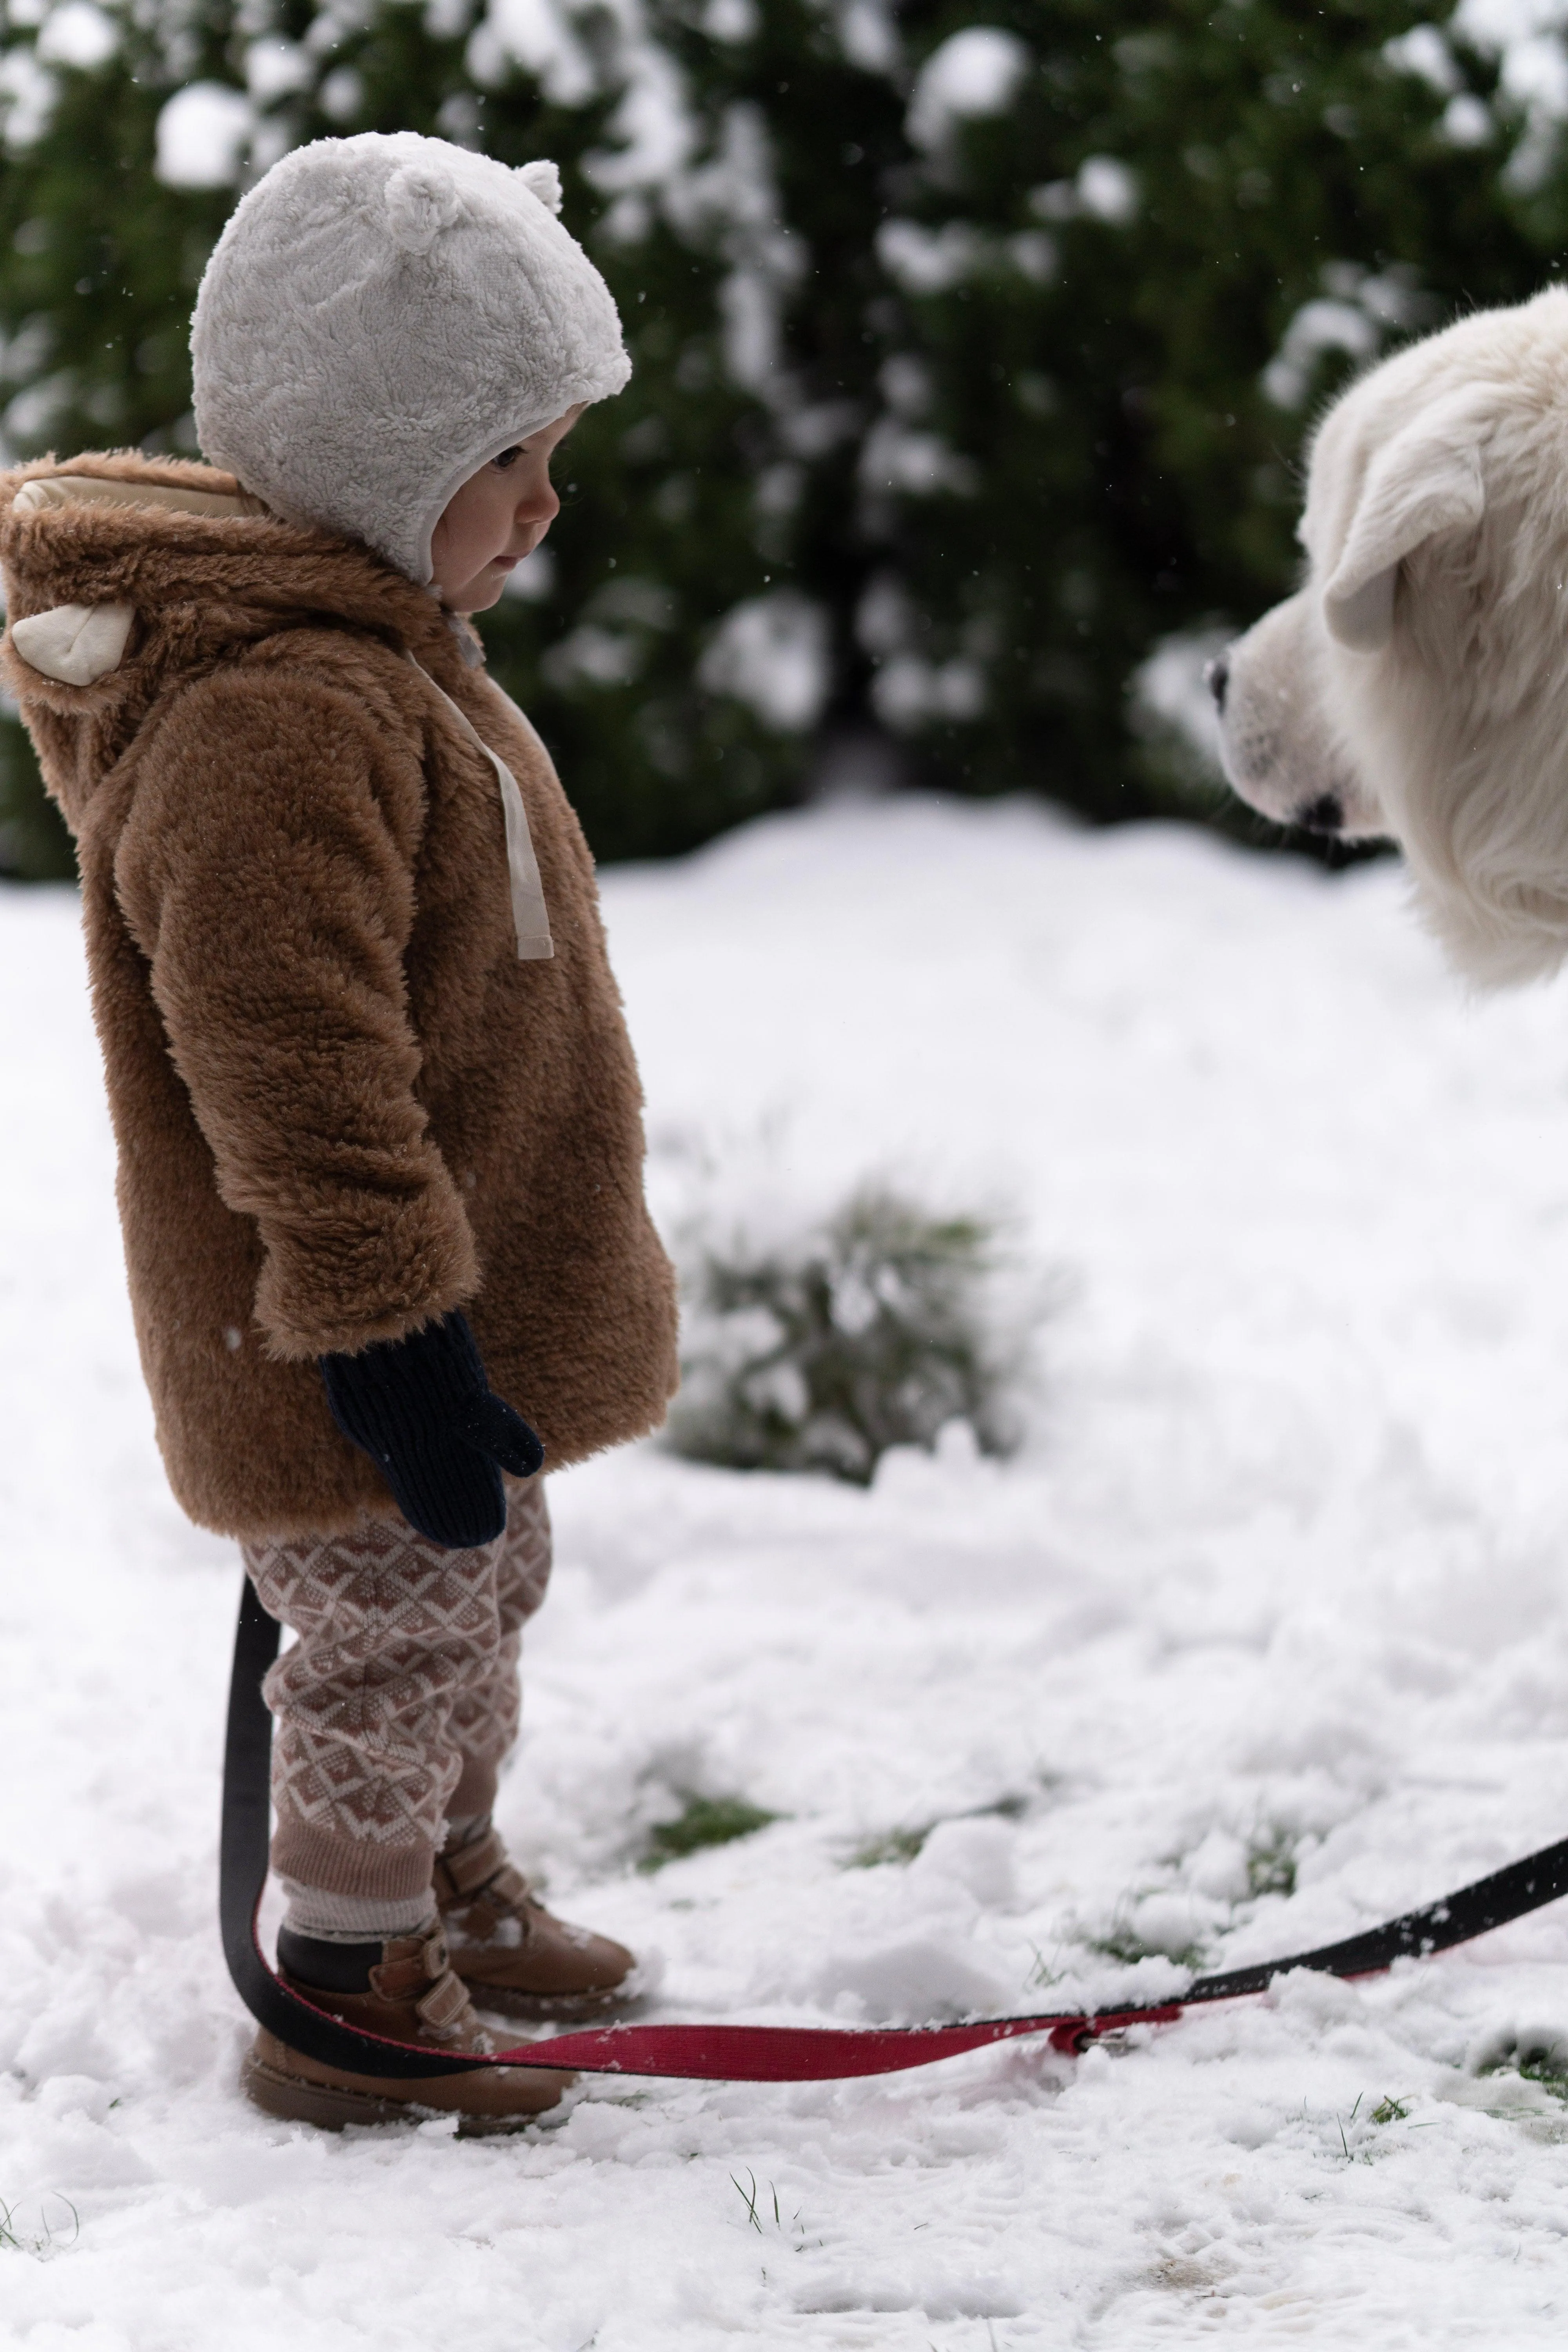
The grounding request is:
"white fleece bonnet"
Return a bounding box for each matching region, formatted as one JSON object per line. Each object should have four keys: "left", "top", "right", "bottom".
{"left": 191, "top": 133, "right": 630, "bottom": 585}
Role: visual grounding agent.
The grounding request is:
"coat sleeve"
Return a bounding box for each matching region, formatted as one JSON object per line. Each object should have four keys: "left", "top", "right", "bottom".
{"left": 112, "top": 663, "right": 480, "bottom": 1360}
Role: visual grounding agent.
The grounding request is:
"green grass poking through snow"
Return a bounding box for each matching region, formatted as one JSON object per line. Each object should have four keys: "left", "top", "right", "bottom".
{"left": 638, "top": 1793, "right": 782, "bottom": 1872}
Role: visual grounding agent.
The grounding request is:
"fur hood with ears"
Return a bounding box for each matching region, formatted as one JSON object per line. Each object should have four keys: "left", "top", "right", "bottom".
{"left": 0, "top": 450, "right": 678, "bottom": 1539}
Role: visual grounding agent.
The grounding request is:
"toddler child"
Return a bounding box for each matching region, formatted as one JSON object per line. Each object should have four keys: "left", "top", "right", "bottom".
{"left": 0, "top": 133, "right": 679, "bottom": 2135}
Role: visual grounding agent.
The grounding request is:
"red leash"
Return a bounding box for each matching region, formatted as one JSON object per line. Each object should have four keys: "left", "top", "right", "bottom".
{"left": 224, "top": 1580, "right": 1568, "bottom": 2082}
{"left": 493, "top": 2007, "right": 1183, "bottom": 2079}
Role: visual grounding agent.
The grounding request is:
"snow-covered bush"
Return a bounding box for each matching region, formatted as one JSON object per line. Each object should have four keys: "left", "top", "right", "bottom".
{"left": 668, "top": 1184, "right": 1034, "bottom": 1484}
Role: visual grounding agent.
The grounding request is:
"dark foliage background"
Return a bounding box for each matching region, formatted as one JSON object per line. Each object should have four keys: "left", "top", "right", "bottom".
{"left": 0, "top": 0, "right": 1562, "bottom": 878}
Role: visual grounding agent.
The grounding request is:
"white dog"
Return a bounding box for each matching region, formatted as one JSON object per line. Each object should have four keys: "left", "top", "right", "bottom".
{"left": 1210, "top": 285, "right": 1568, "bottom": 987}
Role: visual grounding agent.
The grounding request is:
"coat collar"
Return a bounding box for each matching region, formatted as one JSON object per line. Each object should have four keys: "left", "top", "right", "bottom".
{"left": 0, "top": 450, "right": 475, "bottom": 709}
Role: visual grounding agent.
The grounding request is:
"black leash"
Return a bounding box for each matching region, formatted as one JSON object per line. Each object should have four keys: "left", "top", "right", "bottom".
{"left": 222, "top": 1577, "right": 1568, "bottom": 2081}
{"left": 223, "top": 1577, "right": 478, "bottom": 2078}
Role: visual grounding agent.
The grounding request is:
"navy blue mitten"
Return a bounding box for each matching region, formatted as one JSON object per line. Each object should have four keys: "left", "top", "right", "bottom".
{"left": 321, "top": 1310, "right": 544, "bottom": 1549}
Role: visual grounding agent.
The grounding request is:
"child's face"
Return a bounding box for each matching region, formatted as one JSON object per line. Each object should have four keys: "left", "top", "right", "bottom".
{"left": 429, "top": 404, "right": 584, "bottom": 612}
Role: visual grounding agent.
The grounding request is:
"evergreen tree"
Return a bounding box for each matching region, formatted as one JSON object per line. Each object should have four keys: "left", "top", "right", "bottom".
{"left": 860, "top": 0, "right": 1552, "bottom": 818}
{"left": 0, "top": 0, "right": 1563, "bottom": 877}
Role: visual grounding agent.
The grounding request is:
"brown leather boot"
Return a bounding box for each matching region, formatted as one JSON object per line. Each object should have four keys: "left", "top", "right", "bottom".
{"left": 240, "top": 1920, "right": 573, "bottom": 2136}
{"left": 434, "top": 1824, "right": 637, "bottom": 2020}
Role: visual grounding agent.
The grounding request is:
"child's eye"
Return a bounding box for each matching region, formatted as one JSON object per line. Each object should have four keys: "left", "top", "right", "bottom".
{"left": 493, "top": 446, "right": 522, "bottom": 470}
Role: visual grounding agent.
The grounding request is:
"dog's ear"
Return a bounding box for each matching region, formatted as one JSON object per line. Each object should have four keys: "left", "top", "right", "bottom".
{"left": 1322, "top": 383, "right": 1500, "bottom": 652}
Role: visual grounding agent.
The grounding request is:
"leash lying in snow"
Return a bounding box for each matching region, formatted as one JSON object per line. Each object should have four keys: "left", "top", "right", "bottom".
{"left": 223, "top": 1578, "right": 1568, "bottom": 2083}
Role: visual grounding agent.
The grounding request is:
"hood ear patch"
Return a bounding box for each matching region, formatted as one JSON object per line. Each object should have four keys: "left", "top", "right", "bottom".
{"left": 384, "top": 160, "right": 467, "bottom": 255}
{"left": 515, "top": 159, "right": 563, "bottom": 215}
{"left": 11, "top": 601, "right": 134, "bottom": 685}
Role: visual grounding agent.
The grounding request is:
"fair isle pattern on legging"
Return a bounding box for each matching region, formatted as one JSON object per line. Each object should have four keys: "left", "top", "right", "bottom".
{"left": 242, "top": 1479, "right": 552, "bottom": 1905}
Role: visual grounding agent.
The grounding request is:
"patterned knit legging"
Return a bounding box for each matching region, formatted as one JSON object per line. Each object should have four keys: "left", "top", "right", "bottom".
{"left": 241, "top": 1478, "right": 552, "bottom": 1906}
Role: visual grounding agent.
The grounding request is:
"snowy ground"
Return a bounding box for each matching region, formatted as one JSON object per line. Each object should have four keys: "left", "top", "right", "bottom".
{"left": 10, "top": 794, "right": 1568, "bottom": 2345}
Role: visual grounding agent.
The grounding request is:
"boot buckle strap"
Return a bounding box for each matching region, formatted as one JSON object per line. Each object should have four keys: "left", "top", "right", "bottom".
{"left": 416, "top": 1968, "right": 471, "bottom": 2035}
{"left": 368, "top": 1927, "right": 451, "bottom": 2000}
{"left": 436, "top": 1826, "right": 510, "bottom": 1901}
{"left": 487, "top": 1862, "right": 530, "bottom": 1910}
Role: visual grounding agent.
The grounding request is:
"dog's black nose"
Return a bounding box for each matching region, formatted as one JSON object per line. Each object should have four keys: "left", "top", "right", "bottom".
{"left": 1203, "top": 655, "right": 1229, "bottom": 712}
{"left": 1296, "top": 793, "right": 1344, "bottom": 834}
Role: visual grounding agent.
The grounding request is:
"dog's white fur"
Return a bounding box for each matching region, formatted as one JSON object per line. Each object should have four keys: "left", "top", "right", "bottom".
{"left": 1214, "top": 285, "right": 1568, "bottom": 988}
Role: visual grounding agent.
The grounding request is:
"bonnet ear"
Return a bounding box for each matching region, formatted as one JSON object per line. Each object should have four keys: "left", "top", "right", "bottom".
{"left": 515, "top": 159, "right": 563, "bottom": 215}
{"left": 384, "top": 159, "right": 467, "bottom": 254}
{"left": 1321, "top": 382, "right": 1500, "bottom": 652}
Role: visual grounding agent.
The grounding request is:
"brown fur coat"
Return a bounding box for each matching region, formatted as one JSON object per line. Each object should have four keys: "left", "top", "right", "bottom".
{"left": 0, "top": 452, "right": 678, "bottom": 1539}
